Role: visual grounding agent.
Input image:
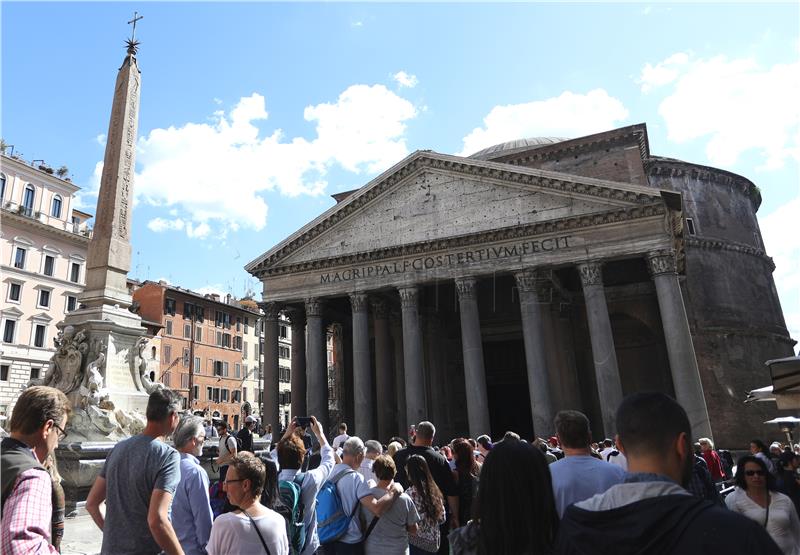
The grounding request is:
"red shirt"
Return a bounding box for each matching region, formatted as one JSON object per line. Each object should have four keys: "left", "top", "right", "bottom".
{"left": 702, "top": 449, "right": 725, "bottom": 481}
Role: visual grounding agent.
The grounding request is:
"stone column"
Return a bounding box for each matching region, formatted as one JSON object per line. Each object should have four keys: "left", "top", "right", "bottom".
{"left": 285, "top": 308, "right": 307, "bottom": 420}
{"left": 515, "top": 270, "right": 555, "bottom": 437}
{"left": 398, "top": 286, "right": 425, "bottom": 428}
{"left": 260, "top": 302, "right": 281, "bottom": 436}
{"left": 305, "top": 298, "right": 328, "bottom": 429}
{"left": 647, "top": 250, "right": 713, "bottom": 439}
{"left": 350, "top": 293, "right": 375, "bottom": 440}
{"left": 455, "top": 277, "right": 491, "bottom": 438}
{"left": 372, "top": 299, "right": 394, "bottom": 442}
{"left": 390, "top": 312, "right": 407, "bottom": 436}
{"left": 578, "top": 262, "right": 624, "bottom": 436}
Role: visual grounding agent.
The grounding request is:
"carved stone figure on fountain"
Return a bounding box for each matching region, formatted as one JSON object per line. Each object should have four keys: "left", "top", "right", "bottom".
{"left": 29, "top": 326, "right": 89, "bottom": 395}
{"left": 134, "top": 336, "right": 165, "bottom": 394}
{"left": 80, "top": 349, "right": 111, "bottom": 410}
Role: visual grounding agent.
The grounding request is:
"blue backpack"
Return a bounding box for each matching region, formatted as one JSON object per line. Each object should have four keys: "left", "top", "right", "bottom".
{"left": 316, "top": 469, "right": 358, "bottom": 544}
{"left": 278, "top": 472, "right": 306, "bottom": 555}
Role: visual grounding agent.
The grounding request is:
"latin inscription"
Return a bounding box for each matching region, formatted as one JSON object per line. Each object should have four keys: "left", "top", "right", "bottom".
{"left": 320, "top": 235, "right": 573, "bottom": 284}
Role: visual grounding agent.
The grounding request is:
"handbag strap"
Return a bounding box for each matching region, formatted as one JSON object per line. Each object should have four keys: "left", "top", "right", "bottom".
{"left": 364, "top": 516, "right": 380, "bottom": 540}
{"left": 241, "top": 508, "right": 272, "bottom": 555}
{"left": 763, "top": 492, "right": 770, "bottom": 528}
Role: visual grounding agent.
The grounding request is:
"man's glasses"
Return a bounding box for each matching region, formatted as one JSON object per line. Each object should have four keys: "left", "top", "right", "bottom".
{"left": 745, "top": 470, "right": 766, "bottom": 477}
{"left": 53, "top": 423, "right": 68, "bottom": 441}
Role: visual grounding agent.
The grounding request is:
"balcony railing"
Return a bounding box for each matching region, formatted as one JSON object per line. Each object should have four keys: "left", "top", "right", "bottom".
{"left": 2, "top": 202, "right": 93, "bottom": 238}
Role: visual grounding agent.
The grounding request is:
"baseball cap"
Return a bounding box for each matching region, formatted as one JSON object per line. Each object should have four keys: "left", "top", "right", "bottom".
{"left": 245, "top": 415, "right": 256, "bottom": 423}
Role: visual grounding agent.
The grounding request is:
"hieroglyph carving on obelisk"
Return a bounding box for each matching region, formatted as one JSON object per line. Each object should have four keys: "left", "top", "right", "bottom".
{"left": 81, "top": 37, "right": 142, "bottom": 309}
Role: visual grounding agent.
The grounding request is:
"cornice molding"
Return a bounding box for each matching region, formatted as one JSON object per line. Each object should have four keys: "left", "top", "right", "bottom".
{"left": 645, "top": 157, "right": 761, "bottom": 210}
{"left": 499, "top": 127, "right": 650, "bottom": 169}
{"left": 685, "top": 237, "right": 775, "bottom": 270}
{"left": 256, "top": 203, "right": 667, "bottom": 278}
{"left": 0, "top": 208, "right": 91, "bottom": 246}
{"left": 248, "top": 153, "right": 664, "bottom": 275}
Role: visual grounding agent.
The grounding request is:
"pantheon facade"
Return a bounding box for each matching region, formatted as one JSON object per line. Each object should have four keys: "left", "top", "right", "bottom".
{"left": 246, "top": 124, "right": 795, "bottom": 447}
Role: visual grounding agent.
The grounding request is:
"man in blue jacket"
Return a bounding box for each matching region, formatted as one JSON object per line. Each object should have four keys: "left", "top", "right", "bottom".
{"left": 556, "top": 392, "right": 781, "bottom": 555}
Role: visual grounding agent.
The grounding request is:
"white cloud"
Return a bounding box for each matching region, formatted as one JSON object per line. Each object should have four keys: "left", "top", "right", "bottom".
{"left": 393, "top": 71, "right": 419, "bottom": 88}
{"left": 147, "top": 217, "right": 185, "bottom": 233}
{"left": 457, "top": 89, "right": 629, "bottom": 157}
{"left": 640, "top": 53, "right": 800, "bottom": 169}
{"left": 351, "top": 20, "right": 363, "bottom": 27}
{"left": 132, "top": 86, "right": 417, "bottom": 237}
{"left": 760, "top": 195, "right": 800, "bottom": 348}
{"left": 95, "top": 133, "right": 107, "bottom": 146}
{"left": 638, "top": 52, "right": 689, "bottom": 93}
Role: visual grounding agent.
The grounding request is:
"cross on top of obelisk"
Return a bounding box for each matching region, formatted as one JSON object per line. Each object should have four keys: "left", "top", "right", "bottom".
{"left": 126, "top": 11, "right": 143, "bottom": 55}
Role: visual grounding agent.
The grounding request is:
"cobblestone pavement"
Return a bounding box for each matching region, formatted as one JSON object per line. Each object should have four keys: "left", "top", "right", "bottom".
{"left": 61, "top": 513, "right": 103, "bottom": 555}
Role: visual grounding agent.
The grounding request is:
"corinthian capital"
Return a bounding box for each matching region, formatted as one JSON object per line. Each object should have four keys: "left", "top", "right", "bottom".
{"left": 646, "top": 249, "right": 677, "bottom": 277}
{"left": 258, "top": 301, "right": 280, "bottom": 321}
{"left": 371, "top": 298, "right": 389, "bottom": 319}
{"left": 349, "top": 292, "right": 369, "bottom": 313}
{"left": 455, "top": 277, "right": 477, "bottom": 301}
{"left": 284, "top": 307, "right": 306, "bottom": 329}
{"left": 304, "top": 297, "right": 324, "bottom": 318}
{"left": 577, "top": 262, "right": 603, "bottom": 287}
{"left": 515, "top": 269, "right": 551, "bottom": 302}
{"left": 397, "top": 286, "right": 418, "bottom": 310}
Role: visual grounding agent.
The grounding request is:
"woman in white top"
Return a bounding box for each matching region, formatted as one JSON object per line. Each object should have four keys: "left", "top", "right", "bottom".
{"left": 207, "top": 452, "right": 289, "bottom": 555}
{"left": 726, "top": 455, "right": 800, "bottom": 555}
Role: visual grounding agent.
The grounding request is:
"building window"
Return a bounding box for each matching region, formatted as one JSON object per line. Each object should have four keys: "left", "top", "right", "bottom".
{"left": 14, "top": 247, "right": 26, "bottom": 269}
{"left": 243, "top": 387, "right": 248, "bottom": 402}
{"left": 0, "top": 364, "right": 9, "bottom": 381}
{"left": 164, "top": 298, "right": 176, "bottom": 316}
{"left": 151, "top": 346, "right": 157, "bottom": 359}
{"left": 30, "top": 367, "right": 40, "bottom": 380}
{"left": 221, "top": 389, "right": 229, "bottom": 403}
{"left": 194, "top": 356, "right": 201, "bottom": 374}
{"left": 193, "top": 385, "right": 199, "bottom": 400}
{"left": 33, "top": 324, "right": 46, "bottom": 348}
{"left": 8, "top": 282, "right": 22, "bottom": 303}
{"left": 70, "top": 262, "right": 80, "bottom": 283}
{"left": 195, "top": 326, "right": 202, "bottom": 342}
{"left": 184, "top": 324, "right": 191, "bottom": 339}
{"left": 222, "top": 333, "right": 231, "bottom": 348}
{"left": 279, "top": 366, "right": 290, "bottom": 382}
{"left": 216, "top": 331, "right": 223, "bottom": 347}
{"left": 183, "top": 347, "right": 190, "bottom": 367}
{"left": 214, "top": 360, "right": 223, "bottom": 377}
{"left": 243, "top": 341, "right": 248, "bottom": 360}
{"left": 235, "top": 363, "right": 241, "bottom": 378}
{"left": 66, "top": 295, "right": 77, "bottom": 312}
{"left": 0, "top": 174, "right": 5, "bottom": 200}
{"left": 38, "top": 289, "right": 51, "bottom": 309}
{"left": 162, "top": 372, "right": 171, "bottom": 387}
{"left": 223, "top": 361, "right": 229, "bottom": 377}
{"left": 165, "top": 320, "right": 173, "bottom": 336}
{"left": 212, "top": 388, "right": 220, "bottom": 402}
{"left": 163, "top": 345, "right": 172, "bottom": 364}
{"left": 236, "top": 317, "right": 241, "bottom": 332}
{"left": 279, "top": 325, "right": 288, "bottom": 339}
{"left": 206, "top": 386, "right": 212, "bottom": 401}
{"left": 51, "top": 195, "right": 62, "bottom": 218}
{"left": 181, "top": 373, "right": 190, "bottom": 389}
{"left": 22, "top": 185, "right": 35, "bottom": 216}
{"left": 279, "top": 346, "right": 290, "bottom": 359}
{"left": 43, "top": 255, "right": 55, "bottom": 277}
{"left": 686, "top": 217, "right": 696, "bottom": 236}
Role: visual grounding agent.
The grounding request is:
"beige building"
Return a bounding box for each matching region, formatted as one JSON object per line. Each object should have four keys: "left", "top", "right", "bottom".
{"left": 1, "top": 153, "right": 93, "bottom": 418}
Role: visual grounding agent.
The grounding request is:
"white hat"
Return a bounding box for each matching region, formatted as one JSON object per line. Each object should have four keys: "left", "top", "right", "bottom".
{"left": 245, "top": 415, "right": 256, "bottom": 423}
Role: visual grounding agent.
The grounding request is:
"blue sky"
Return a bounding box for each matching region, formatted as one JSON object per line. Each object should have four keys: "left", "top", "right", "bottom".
{"left": 2, "top": 2, "right": 798, "bottom": 344}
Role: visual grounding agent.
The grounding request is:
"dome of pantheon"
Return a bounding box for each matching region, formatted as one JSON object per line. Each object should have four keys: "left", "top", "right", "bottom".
{"left": 468, "top": 137, "right": 569, "bottom": 161}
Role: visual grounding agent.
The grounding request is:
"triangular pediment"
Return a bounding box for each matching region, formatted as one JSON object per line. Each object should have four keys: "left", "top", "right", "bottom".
{"left": 247, "top": 151, "right": 665, "bottom": 273}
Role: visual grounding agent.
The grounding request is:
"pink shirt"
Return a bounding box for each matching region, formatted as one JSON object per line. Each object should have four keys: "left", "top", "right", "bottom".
{"left": 0, "top": 468, "right": 58, "bottom": 555}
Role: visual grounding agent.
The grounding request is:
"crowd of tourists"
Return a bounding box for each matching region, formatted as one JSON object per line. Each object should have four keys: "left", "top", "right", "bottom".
{"left": 2, "top": 386, "right": 800, "bottom": 554}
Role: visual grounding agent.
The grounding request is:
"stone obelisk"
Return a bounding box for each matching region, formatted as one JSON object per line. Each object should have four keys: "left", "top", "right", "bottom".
{"left": 64, "top": 33, "right": 148, "bottom": 414}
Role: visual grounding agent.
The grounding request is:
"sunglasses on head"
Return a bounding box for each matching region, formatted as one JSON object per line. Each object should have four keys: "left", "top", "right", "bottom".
{"left": 745, "top": 470, "right": 766, "bottom": 477}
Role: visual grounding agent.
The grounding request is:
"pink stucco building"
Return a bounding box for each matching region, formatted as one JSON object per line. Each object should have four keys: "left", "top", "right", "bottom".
{"left": 1, "top": 153, "right": 92, "bottom": 418}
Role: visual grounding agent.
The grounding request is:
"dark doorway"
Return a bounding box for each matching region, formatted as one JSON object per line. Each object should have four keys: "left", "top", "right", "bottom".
{"left": 610, "top": 313, "right": 675, "bottom": 397}
{"left": 483, "top": 339, "right": 533, "bottom": 440}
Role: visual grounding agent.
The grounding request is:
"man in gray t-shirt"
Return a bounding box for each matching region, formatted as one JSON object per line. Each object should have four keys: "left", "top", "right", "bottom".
{"left": 86, "top": 390, "right": 184, "bottom": 555}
